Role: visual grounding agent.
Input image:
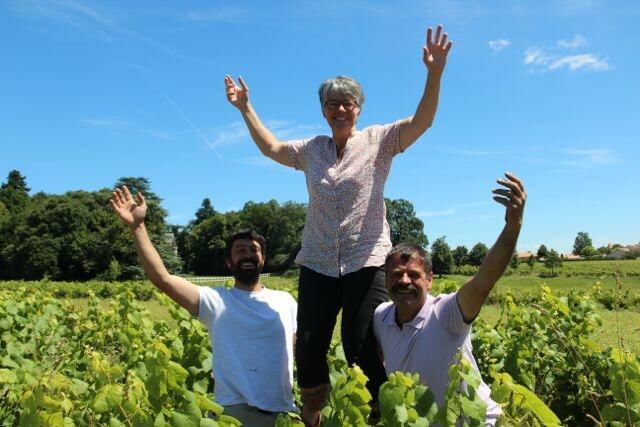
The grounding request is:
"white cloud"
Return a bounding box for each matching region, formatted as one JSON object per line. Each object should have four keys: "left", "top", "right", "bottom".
{"left": 488, "top": 39, "right": 511, "bottom": 53}
{"left": 548, "top": 54, "right": 612, "bottom": 71}
{"left": 556, "top": 34, "right": 587, "bottom": 49}
{"left": 523, "top": 45, "right": 612, "bottom": 72}
{"left": 524, "top": 47, "right": 554, "bottom": 66}
{"left": 562, "top": 148, "right": 616, "bottom": 166}
{"left": 210, "top": 122, "right": 249, "bottom": 147}
{"left": 11, "top": 0, "right": 181, "bottom": 57}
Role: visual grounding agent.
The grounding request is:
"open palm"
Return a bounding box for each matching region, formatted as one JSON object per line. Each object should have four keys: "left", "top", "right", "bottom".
{"left": 423, "top": 25, "right": 453, "bottom": 75}
{"left": 110, "top": 186, "right": 147, "bottom": 228}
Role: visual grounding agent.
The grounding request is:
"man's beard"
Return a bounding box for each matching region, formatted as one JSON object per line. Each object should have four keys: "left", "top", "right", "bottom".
{"left": 231, "top": 258, "right": 262, "bottom": 285}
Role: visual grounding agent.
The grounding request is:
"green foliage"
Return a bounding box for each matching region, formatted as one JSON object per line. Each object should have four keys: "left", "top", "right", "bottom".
{"left": 573, "top": 231, "right": 593, "bottom": 256}
{"left": 468, "top": 243, "right": 488, "bottom": 267}
{"left": 600, "top": 348, "right": 640, "bottom": 425}
{"left": 385, "top": 198, "right": 428, "bottom": 247}
{"left": 544, "top": 249, "right": 563, "bottom": 275}
{"left": 536, "top": 244, "right": 549, "bottom": 261}
{"left": 472, "top": 285, "right": 612, "bottom": 425}
{"left": 509, "top": 253, "right": 519, "bottom": 270}
{"left": 526, "top": 255, "right": 536, "bottom": 270}
{"left": 378, "top": 372, "right": 438, "bottom": 426}
{"left": 177, "top": 199, "right": 306, "bottom": 275}
{"left": 431, "top": 236, "right": 453, "bottom": 276}
{"left": 0, "top": 286, "right": 237, "bottom": 425}
{"left": 0, "top": 176, "right": 177, "bottom": 281}
{"left": 490, "top": 372, "right": 561, "bottom": 426}
{"left": 452, "top": 245, "right": 469, "bottom": 267}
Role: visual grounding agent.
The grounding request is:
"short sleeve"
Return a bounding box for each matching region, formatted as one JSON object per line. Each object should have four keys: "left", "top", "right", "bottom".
{"left": 290, "top": 296, "right": 298, "bottom": 334}
{"left": 287, "top": 138, "right": 310, "bottom": 171}
{"left": 378, "top": 121, "right": 403, "bottom": 157}
{"left": 198, "top": 286, "right": 223, "bottom": 327}
{"left": 432, "top": 292, "right": 471, "bottom": 336}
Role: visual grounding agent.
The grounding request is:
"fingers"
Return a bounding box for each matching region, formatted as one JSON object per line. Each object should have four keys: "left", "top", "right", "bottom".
{"left": 434, "top": 25, "right": 442, "bottom": 45}
{"left": 238, "top": 76, "right": 249, "bottom": 91}
{"left": 493, "top": 172, "right": 526, "bottom": 210}
{"left": 426, "top": 25, "right": 452, "bottom": 53}
{"left": 122, "top": 185, "right": 134, "bottom": 202}
{"left": 111, "top": 186, "right": 138, "bottom": 208}
{"left": 137, "top": 192, "right": 146, "bottom": 205}
{"left": 445, "top": 40, "right": 453, "bottom": 53}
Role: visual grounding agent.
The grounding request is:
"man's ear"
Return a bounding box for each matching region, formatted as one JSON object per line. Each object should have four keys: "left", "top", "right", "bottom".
{"left": 426, "top": 270, "right": 434, "bottom": 291}
{"left": 224, "top": 258, "right": 231, "bottom": 270}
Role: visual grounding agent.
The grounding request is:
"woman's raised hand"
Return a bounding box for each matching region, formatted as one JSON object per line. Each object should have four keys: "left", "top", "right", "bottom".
{"left": 423, "top": 25, "right": 453, "bottom": 76}
{"left": 224, "top": 75, "right": 250, "bottom": 109}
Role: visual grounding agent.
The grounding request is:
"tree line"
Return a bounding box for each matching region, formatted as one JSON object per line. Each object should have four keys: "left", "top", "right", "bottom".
{"left": 0, "top": 170, "right": 428, "bottom": 281}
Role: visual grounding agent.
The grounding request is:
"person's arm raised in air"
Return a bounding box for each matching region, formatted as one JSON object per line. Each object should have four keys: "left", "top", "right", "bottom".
{"left": 456, "top": 172, "right": 527, "bottom": 322}
{"left": 224, "top": 75, "right": 294, "bottom": 167}
{"left": 398, "top": 24, "right": 453, "bottom": 151}
{"left": 110, "top": 186, "right": 200, "bottom": 316}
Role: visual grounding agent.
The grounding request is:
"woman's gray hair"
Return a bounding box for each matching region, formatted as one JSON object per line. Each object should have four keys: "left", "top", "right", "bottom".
{"left": 318, "top": 76, "right": 365, "bottom": 109}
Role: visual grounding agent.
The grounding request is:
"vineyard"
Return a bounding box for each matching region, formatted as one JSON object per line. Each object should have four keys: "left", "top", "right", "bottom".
{"left": 1, "top": 278, "right": 639, "bottom": 426}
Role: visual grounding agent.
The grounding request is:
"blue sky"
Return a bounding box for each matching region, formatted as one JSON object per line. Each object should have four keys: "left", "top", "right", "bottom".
{"left": 2, "top": 0, "right": 639, "bottom": 254}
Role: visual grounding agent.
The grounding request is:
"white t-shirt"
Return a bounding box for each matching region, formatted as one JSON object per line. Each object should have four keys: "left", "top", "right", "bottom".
{"left": 198, "top": 285, "right": 297, "bottom": 412}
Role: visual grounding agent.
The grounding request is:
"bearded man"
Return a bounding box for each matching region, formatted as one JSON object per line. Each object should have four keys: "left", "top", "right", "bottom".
{"left": 111, "top": 186, "right": 297, "bottom": 427}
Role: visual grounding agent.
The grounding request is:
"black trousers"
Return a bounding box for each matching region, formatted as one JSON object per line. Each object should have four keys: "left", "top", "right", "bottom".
{"left": 295, "top": 265, "right": 389, "bottom": 401}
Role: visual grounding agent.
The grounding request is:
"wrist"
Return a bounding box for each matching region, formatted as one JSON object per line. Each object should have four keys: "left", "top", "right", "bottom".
{"left": 129, "top": 221, "right": 146, "bottom": 233}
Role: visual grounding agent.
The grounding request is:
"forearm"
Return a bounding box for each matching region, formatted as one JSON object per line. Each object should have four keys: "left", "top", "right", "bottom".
{"left": 238, "top": 102, "right": 291, "bottom": 165}
{"left": 475, "top": 223, "right": 521, "bottom": 294}
{"left": 399, "top": 72, "right": 443, "bottom": 150}
{"left": 130, "top": 223, "right": 172, "bottom": 289}
{"left": 457, "top": 223, "right": 520, "bottom": 321}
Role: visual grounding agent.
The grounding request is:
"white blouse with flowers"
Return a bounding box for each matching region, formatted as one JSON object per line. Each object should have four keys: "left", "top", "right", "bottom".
{"left": 287, "top": 121, "right": 402, "bottom": 278}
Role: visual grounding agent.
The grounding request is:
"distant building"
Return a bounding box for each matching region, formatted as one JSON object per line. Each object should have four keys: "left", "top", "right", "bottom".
{"left": 516, "top": 251, "right": 536, "bottom": 260}
{"left": 606, "top": 244, "right": 640, "bottom": 260}
{"left": 561, "top": 253, "right": 582, "bottom": 261}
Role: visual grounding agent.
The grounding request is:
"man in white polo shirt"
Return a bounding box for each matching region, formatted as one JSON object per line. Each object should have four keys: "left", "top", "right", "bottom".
{"left": 373, "top": 172, "right": 526, "bottom": 426}
{"left": 110, "top": 186, "right": 297, "bottom": 427}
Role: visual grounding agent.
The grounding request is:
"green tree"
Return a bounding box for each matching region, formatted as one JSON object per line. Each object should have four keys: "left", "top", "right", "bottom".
{"left": 385, "top": 198, "right": 428, "bottom": 247}
{"left": 431, "top": 236, "right": 453, "bottom": 277}
{"left": 238, "top": 200, "right": 306, "bottom": 272}
{"left": 468, "top": 242, "right": 489, "bottom": 266}
{"left": 0, "top": 170, "right": 30, "bottom": 214}
{"left": 194, "top": 198, "right": 216, "bottom": 224}
{"left": 581, "top": 245, "right": 597, "bottom": 258}
{"left": 527, "top": 254, "right": 536, "bottom": 273}
{"left": 544, "top": 249, "right": 563, "bottom": 275}
{"left": 452, "top": 245, "right": 469, "bottom": 267}
{"left": 510, "top": 252, "right": 520, "bottom": 270}
{"left": 0, "top": 177, "right": 179, "bottom": 281}
{"left": 573, "top": 231, "right": 593, "bottom": 256}
{"left": 537, "top": 244, "right": 549, "bottom": 260}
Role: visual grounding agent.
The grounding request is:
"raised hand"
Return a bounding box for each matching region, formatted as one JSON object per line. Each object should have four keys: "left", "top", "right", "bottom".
{"left": 224, "top": 75, "right": 250, "bottom": 109}
{"left": 110, "top": 186, "right": 147, "bottom": 228}
{"left": 423, "top": 25, "right": 453, "bottom": 76}
{"left": 492, "top": 172, "right": 526, "bottom": 226}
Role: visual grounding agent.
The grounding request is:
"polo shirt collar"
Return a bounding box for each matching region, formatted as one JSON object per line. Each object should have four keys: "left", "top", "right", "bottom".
{"left": 383, "top": 295, "right": 434, "bottom": 330}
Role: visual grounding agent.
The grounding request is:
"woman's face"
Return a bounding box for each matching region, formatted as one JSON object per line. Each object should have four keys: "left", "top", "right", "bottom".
{"left": 322, "top": 97, "right": 361, "bottom": 135}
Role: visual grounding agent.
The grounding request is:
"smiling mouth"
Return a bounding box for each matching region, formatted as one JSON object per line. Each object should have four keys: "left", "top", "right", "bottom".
{"left": 392, "top": 286, "right": 417, "bottom": 295}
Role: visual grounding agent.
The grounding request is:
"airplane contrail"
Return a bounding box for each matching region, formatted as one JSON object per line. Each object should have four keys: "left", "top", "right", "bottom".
{"left": 146, "top": 75, "right": 223, "bottom": 160}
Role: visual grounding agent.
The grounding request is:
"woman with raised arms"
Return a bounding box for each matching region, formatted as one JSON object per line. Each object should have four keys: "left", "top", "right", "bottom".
{"left": 225, "top": 25, "right": 453, "bottom": 426}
